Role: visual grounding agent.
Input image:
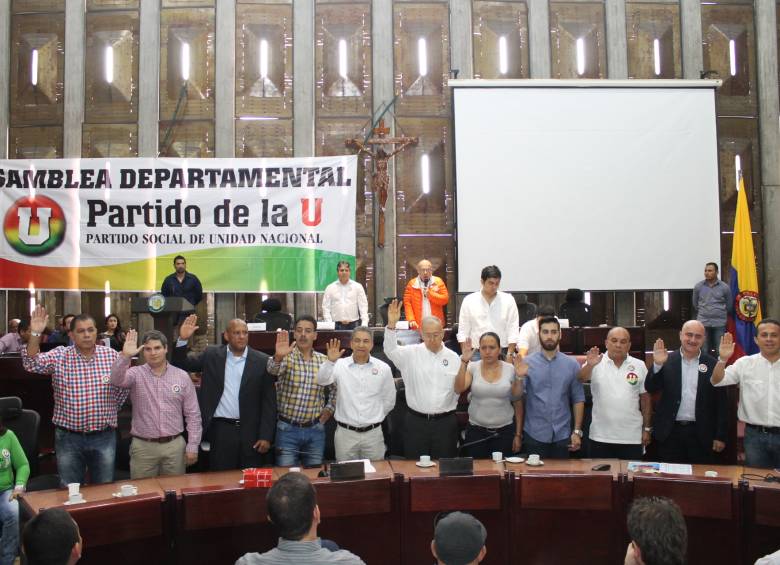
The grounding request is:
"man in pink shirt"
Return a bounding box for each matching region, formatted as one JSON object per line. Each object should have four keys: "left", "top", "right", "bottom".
{"left": 110, "top": 329, "right": 202, "bottom": 478}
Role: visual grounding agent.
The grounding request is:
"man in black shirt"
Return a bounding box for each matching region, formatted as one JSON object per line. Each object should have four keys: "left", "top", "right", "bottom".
{"left": 161, "top": 256, "right": 203, "bottom": 321}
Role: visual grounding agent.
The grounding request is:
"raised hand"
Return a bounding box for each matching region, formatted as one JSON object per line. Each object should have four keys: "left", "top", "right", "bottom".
{"left": 386, "top": 299, "right": 402, "bottom": 328}
{"left": 122, "top": 329, "right": 143, "bottom": 358}
{"left": 178, "top": 314, "right": 199, "bottom": 341}
{"left": 585, "top": 346, "right": 602, "bottom": 367}
{"left": 30, "top": 305, "right": 48, "bottom": 335}
{"left": 652, "top": 338, "right": 668, "bottom": 366}
{"left": 326, "top": 338, "right": 345, "bottom": 362}
{"left": 460, "top": 339, "right": 474, "bottom": 364}
{"left": 513, "top": 354, "right": 529, "bottom": 378}
{"left": 274, "top": 330, "right": 295, "bottom": 359}
{"left": 719, "top": 333, "right": 735, "bottom": 362}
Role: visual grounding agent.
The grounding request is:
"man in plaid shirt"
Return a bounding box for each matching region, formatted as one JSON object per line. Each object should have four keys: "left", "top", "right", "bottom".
{"left": 269, "top": 315, "right": 335, "bottom": 467}
{"left": 23, "top": 306, "right": 129, "bottom": 485}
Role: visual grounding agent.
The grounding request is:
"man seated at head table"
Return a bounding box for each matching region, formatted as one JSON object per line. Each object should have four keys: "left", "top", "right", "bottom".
{"left": 110, "top": 329, "right": 202, "bottom": 478}
{"left": 22, "top": 507, "right": 83, "bottom": 565}
{"left": 384, "top": 299, "right": 461, "bottom": 460}
{"left": 579, "top": 327, "right": 652, "bottom": 460}
{"left": 235, "top": 472, "right": 366, "bottom": 565}
{"left": 431, "top": 511, "right": 487, "bottom": 565}
{"left": 0, "top": 318, "right": 31, "bottom": 354}
{"left": 514, "top": 316, "right": 585, "bottom": 459}
{"left": 316, "top": 328, "right": 395, "bottom": 462}
{"left": 712, "top": 318, "right": 780, "bottom": 468}
{"left": 624, "top": 496, "right": 687, "bottom": 565}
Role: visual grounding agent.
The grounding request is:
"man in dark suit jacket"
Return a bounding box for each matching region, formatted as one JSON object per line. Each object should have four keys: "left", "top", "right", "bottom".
{"left": 645, "top": 320, "right": 728, "bottom": 464}
{"left": 173, "top": 315, "right": 276, "bottom": 470}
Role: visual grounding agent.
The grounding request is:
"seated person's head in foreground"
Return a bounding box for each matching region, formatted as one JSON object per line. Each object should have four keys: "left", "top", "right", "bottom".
{"left": 267, "top": 472, "right": 320, "bottom": 541}
{"left": 625, "top": 496, "right": 687, "bottom": 565}
{"left": 23, "top": 507, "right": 82, "bottom": 565}
{"left": 431, "top": 511, "right": 487, "bottom": 565}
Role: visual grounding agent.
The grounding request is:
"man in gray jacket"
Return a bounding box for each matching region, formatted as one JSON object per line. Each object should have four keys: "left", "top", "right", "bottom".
{"left": 235, "top": 473, "right": 365, "bottom": 565}
{"left": 692, "top": 262, "right": 732, "bottom": 356}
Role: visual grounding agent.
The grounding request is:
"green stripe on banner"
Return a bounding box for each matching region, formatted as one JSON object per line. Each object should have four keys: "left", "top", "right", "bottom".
{"left": 154, "top": 247, "right": 355, "bottom": 292}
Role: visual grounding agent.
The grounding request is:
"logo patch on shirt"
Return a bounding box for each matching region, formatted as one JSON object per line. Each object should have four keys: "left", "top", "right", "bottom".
{"left": 628, "top": 365, "right": 635, "bottom": 372}
{"left": 172, "top": 384, "right": 182, "bottom": 393}
{"left": 698, "top": 363, "right": 708, "bottom": 373}
{"left": 626, "top": 372, "right": 639, "bottom": 385}
{"left": 371, "top": 368, "right": 378, "bottom": 375}
{"left": 442, "top": 359, "right": 449, "bottom": 367}
{"left": 101, "top": 376, "right": 110, "bottom": 384}
{"left": 1, "top": 449, "right": 9, "bottom": 460}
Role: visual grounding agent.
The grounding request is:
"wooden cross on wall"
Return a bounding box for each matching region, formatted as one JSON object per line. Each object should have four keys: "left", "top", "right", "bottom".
{"left": 346, "top": 119, "right": 418, "bottom": 248}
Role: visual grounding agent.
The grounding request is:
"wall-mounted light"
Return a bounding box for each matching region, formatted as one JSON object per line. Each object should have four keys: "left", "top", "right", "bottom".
{"left": 104, "top": 280, "right": 111, "bottom": 318}
{"left": 418, "top": 37, "right": 428, "bottom": 77}
{"left": 259, "top": 39, "right": 269, "bottom": 79}
{"left": 31, "top": 49, "right": 39, "bottom": 86}
{"left": 498, "top": 36, "right": 508, "bottom": 75}
{"left": 28, "top": 283, "right": 36, "bottom": 315}
{"left": 181, "top": 42, "right": 190, "bottom": 81}
{"left": 728, "top": 39, "right": 737, "bottom": 77}
{"left": 421, "top": 154, "right": 430, "bottom": 195}
{"left": 338, "top": 38, "right": 348, "bottom": 79}
{"left": 105, "top": 45, "right": 114, "bottom": 84}
{"left": 663, "top": 291, "right": 670, "bottom": 311}
{"left": 583, "top": 291, "right": 591, "bottom": 305}
{"left": 576, "top": 38, "right": 586, "bottom": 76}
{"left": 735, "top": 155, "right": 742, "bottom": 192}
{"left": 653, "top": 39, "right": 661, "bottom": 76}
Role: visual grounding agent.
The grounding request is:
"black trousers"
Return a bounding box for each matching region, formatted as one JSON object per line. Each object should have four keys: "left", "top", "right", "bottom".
{"left": 657, "top": 422, "right": 713, "bottom": 464}
{"left": 403, "top": 412, "right": 458, "bottom": 460}
{"left": 589, "top": 439, "right": 643, "bottom": 460}
{"left": 208, "top": 419, "right": 267, "bottom": 471}
{"left": 464, "top": 423, "right": 516, "bottom": 459}
{"left": 335, "top": 320, "right": 360, "bottom": 330}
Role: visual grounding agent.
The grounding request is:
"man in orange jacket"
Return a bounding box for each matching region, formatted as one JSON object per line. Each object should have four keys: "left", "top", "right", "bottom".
{"left": 403, "top": 259, "right": 449, "bottom": 329}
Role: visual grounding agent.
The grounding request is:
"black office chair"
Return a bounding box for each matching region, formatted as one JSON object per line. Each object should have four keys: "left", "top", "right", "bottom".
{"left": 0, "top": 397, "right": 22, "bottom": 414}
{"left": 252, "top": 298, "right": 293, "bottom": 331}
{"left": 2, "top": 407, "right": 60, "bottom": 491}
{"left": 515, "top": 294, "right": 538, "bottom": 326}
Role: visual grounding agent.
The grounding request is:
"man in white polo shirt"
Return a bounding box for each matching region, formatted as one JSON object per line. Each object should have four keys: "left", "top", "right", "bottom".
{"left": 384, "top": 300, "right": 461, "bottom": 460}
{"left": 316, "top": 327, "right": 396, "bottom": 461}
{"left": 712, "top": 318, "right": 780, "bottom": 468}
{"left": 579, "top": 327, "right": 652, "bottom": 459}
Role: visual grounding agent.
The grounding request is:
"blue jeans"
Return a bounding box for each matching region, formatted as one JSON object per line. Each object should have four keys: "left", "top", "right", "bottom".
{"left": 0, "top": 489, "right": 18, "bottom": 565}
{"left": 744, "top": 425, "right": 780, "bottom": 469}
{"left": 55, "top": 427, "right": 116, "bottom": 485}
{"left": 704, "top": 326, "right": 726, "bottom": 357}
{"left": 275, "top": 420, "right": 326, "bottom": 467}
{"left": 522, "top": 432, "right": 570, "bottom": 460}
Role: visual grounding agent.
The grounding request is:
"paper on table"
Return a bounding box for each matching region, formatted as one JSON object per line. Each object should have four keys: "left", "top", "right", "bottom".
{"left": 342, "top": 459, "right": 376, "bottom": 473}
{"left": 626, "top": 461, "right": 693, "bottom": 475}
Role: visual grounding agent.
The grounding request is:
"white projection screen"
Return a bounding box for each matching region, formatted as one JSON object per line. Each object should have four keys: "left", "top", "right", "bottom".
{"left": 452, "top": 80, "right": 721, "bottom": 293}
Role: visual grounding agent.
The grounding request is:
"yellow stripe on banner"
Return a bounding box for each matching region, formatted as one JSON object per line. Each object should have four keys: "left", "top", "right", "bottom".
{"left": 731, "top": 173, "right": 763, "bottom": 324}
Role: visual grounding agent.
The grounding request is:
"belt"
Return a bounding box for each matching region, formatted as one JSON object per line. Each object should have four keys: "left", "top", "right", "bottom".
{"left": 747, "top": 423, "right": 780, "bottom": 434}
{"left": 56, "top": 426, "right": 112, "bottom": 436}
{"left": 469, "top": 423, "right": 509, "bottom": 433}
{"left": 675, "top": 421, "right": 696, "bottom": 427}
{"left": 407, "top": 408, "right": 456, "bottom": 421}
{"left": 279, "top": 415, "right": 320, "bottom": 428}
{"left": 133, "top": 434, "right": 181, "bottom": 444}
{"left": 212, "top": 417, "right": 241, "bottom": 426}
{"left": 336, "top": 421, "right": 381, "bottom": 433}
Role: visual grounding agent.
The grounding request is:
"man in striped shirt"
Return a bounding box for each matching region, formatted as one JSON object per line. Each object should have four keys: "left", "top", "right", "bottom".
{"left": 269, "top": 316, "right": 335, "bottom": 467}
{"left": 110, "top": 329, "right": 202, "bottom": 478}
{"left": 23, "top": 306, "right": 129, "bottom": 485}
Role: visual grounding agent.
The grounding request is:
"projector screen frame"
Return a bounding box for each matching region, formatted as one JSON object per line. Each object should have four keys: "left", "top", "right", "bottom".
{"left": 448, "top": 78, "right": 723, "bottom": 294}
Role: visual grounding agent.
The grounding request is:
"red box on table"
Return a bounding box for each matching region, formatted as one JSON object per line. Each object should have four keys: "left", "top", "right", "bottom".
{"left": 242, "top": 468, "right": 273, "bottom": 488}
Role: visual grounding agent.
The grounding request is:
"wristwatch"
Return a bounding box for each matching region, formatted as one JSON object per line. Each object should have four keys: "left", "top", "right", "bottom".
{"left": 643, "top": 426, "right": 653, "bottom": 433}
{"left": 573, "top": 429, "right": 583, "bottom": 438}
{"left": 30, "top": 331, "right": 41, "bottom": 337}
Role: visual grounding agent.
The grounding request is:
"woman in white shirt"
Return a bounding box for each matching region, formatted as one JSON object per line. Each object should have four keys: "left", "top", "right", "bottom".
{"left": 455, "top": 332, "right": 524, "bottom": 458}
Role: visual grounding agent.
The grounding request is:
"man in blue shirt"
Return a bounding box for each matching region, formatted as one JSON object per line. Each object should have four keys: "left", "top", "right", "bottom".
{"left": 692, "top": 262, "right": 732, "bottom": 356}
{"left": 515, "top": 316, "right": 585, "bottom": 459}
{"left": 161, "top": 256, "right": 203, "bottom": 321}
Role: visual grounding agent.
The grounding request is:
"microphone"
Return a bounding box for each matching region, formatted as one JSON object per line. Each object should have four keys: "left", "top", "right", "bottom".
{"left": 274, "top": 447, "right": 331, "bottom": 475}
{"left": 457, "top": 432, "right": 500, "bottom": 457}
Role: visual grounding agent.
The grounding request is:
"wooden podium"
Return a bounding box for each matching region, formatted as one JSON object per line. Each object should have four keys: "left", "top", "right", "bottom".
{"left": 131, "top": 296, "right": 194, "bottom": 346}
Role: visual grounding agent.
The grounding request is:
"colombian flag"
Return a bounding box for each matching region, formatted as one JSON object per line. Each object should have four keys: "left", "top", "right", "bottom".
{"left": 726, "top": 173, "right": 762, "bottom": 359}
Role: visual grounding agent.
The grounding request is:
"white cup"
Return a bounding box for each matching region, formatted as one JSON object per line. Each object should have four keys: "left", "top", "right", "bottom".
{"left": 289, "top": 467, "right": 301, "bottom": 473}
{"left": 527, "top": 453, "right": 541, "bottom": 465}
{"left": 704, "top": 470, "right": 718, "bottom": 478}
{"left": 419, "top": 455, "right": 431, "bottom": 465}
{"left": 120, "top": 484, "right": 137, "bottom": 497}
{"left": 67, "top": 483, "right": 80, "bottom": 497}
{"left": 492, "top": 451, "right": 503, "bottom": 462}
